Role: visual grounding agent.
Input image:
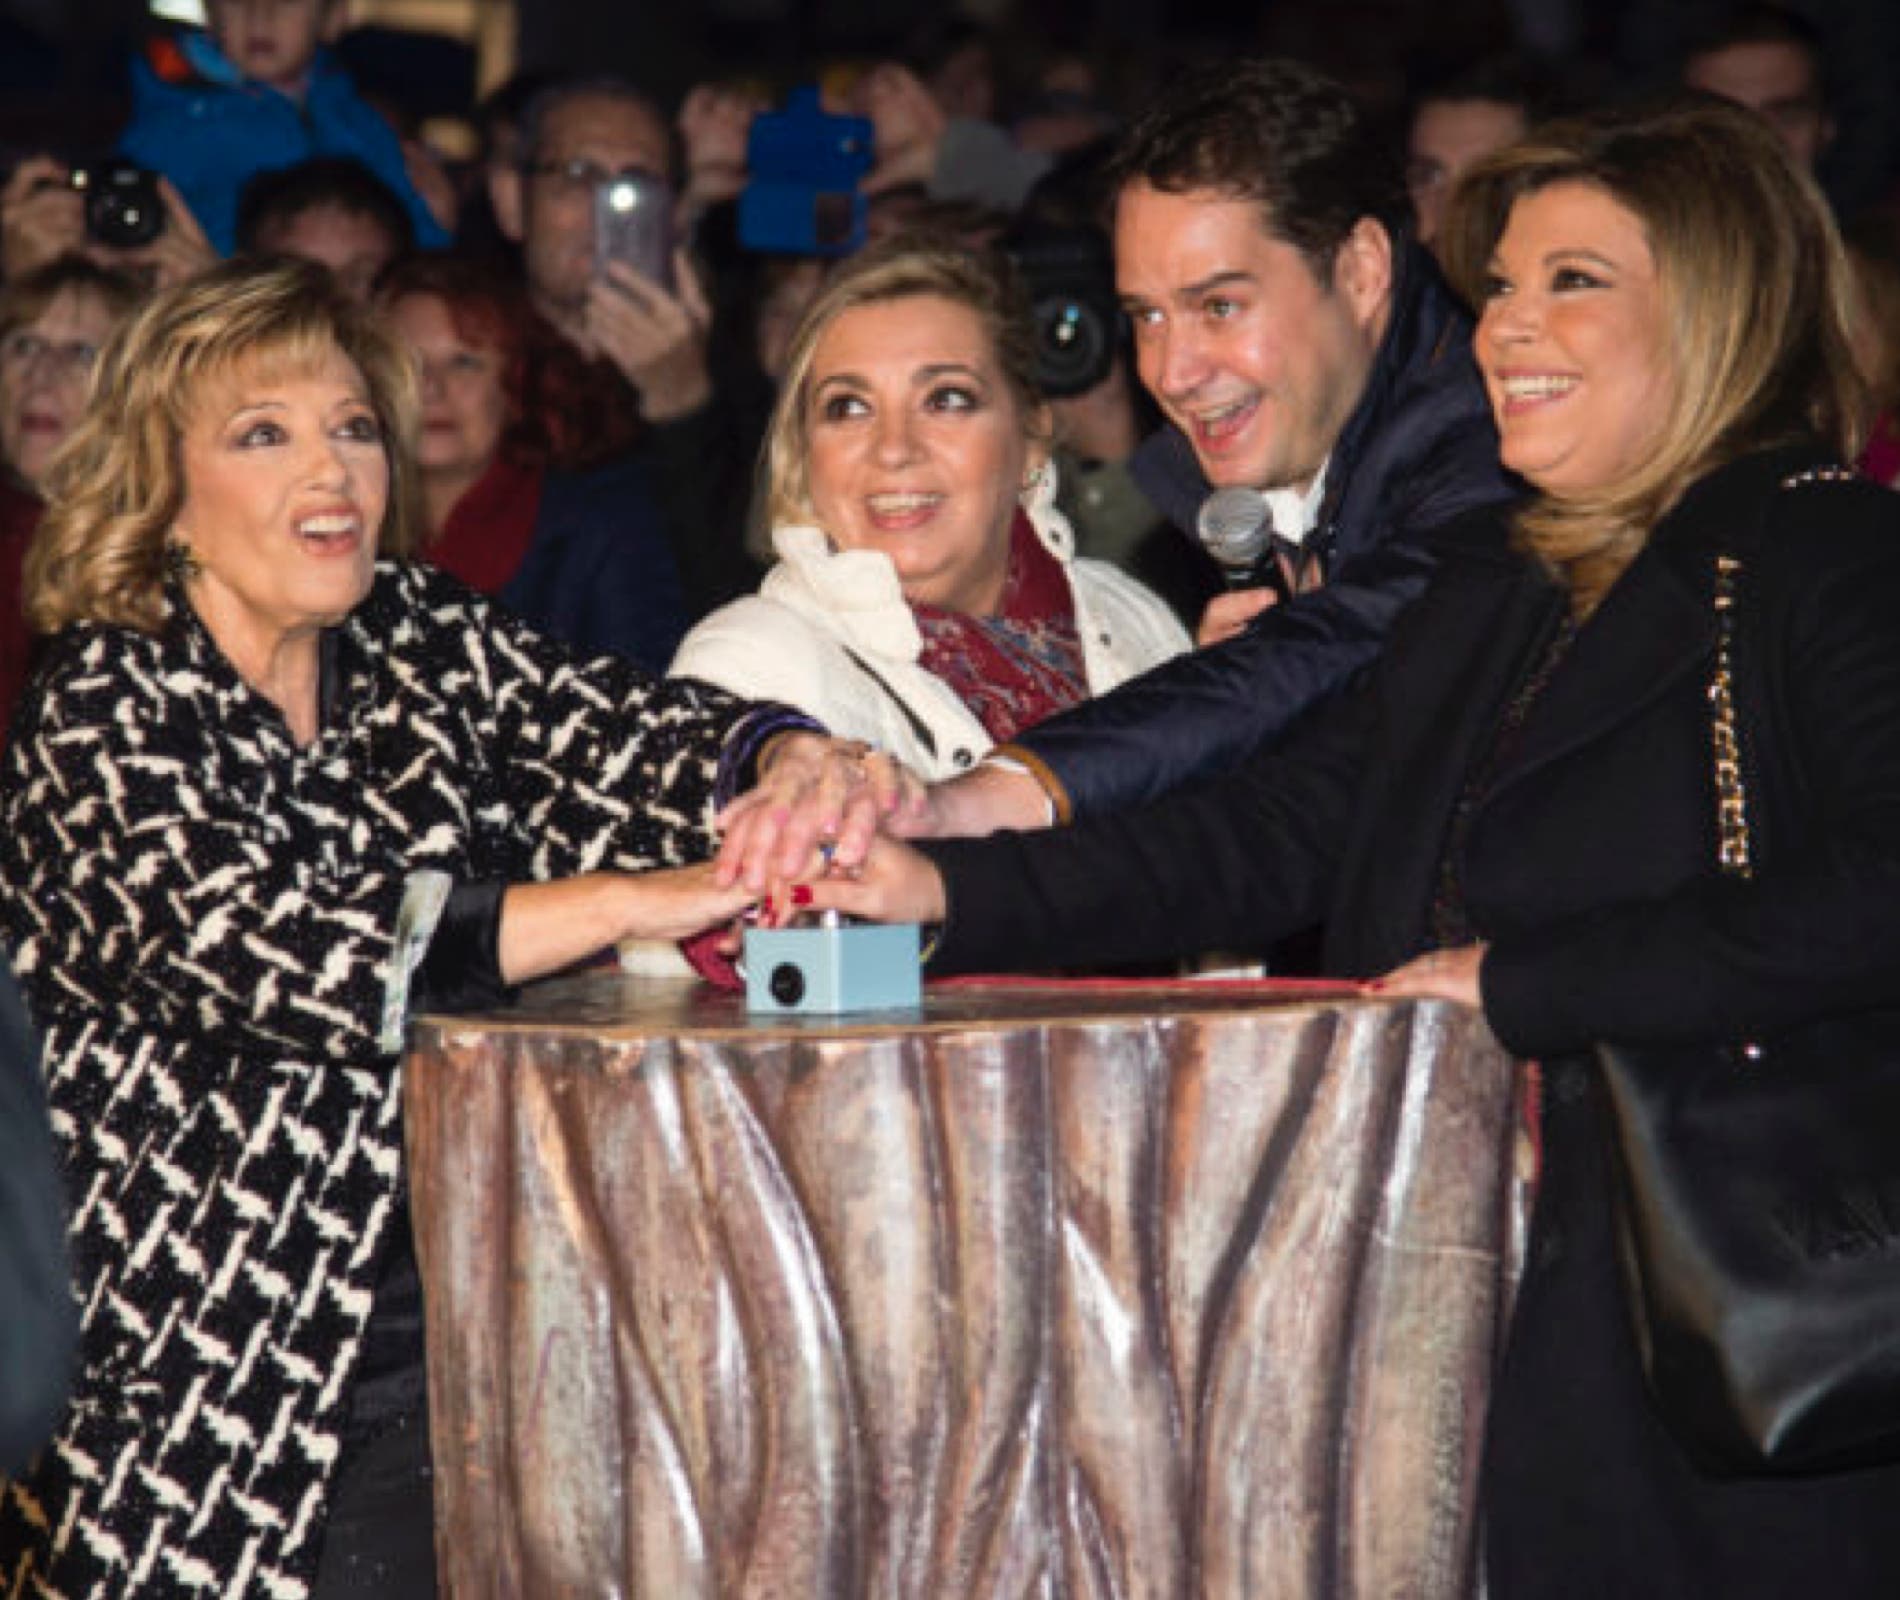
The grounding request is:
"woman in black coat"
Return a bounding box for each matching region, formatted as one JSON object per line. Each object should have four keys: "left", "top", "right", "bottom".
{"left": 807, "top": 97, "right": 1900, "bottom": 1595}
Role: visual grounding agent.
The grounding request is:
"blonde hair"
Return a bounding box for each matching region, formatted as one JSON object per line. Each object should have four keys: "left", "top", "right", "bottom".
{"left": 26, "top": 255, "right": 421, "bottom": 636}
{"left": 759, "top": 235, "right": 1050, "bottom": 531}
{"left": 1439, "top": 95, "right": 1866, "bottom": 613}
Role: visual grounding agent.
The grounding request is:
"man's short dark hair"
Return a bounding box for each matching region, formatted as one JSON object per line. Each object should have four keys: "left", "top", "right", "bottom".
{"left": 1411, "top": 54, "right": 1568, "bottom": 127}
{"left": 234, "top": 157, "right": 414, "bottom": 256}
{"left": 515, "top": 76, "right": 674, "bottom": 176}
{"left": 1686, "top": 2, "right": 1827, "bottom": 78}
{"left": 1103, "top": 57, "right": 1408, "bottom": 274}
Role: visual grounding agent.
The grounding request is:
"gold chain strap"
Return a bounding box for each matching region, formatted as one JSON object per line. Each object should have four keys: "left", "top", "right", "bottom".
{"left": 1710, "top": 466, "right": 1854, "bottom": 878}
{"left": 1710, "top": 553, "right": 1752, "bottom": 878}
{"left": 1709, "top": 467, "right": 1851, "bottom": 1060}
{"left": 1778, "top": 465, "right": 1856, "bottom": 490}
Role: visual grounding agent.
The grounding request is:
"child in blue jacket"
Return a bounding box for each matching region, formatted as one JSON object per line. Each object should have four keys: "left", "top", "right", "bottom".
{"left": 120, "top": 0, "right": 449, "bottom": 256}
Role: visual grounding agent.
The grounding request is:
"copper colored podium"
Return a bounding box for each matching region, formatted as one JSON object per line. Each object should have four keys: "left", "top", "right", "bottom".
{"left": 406, "top": 975, "right": 1531, "bottom": 1599}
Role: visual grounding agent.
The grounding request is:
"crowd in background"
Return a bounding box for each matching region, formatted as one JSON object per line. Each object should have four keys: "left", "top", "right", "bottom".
{"left": 1, "top": 0, "right": 1898, "bottom": 737}
{"left": 5, "top": 3, "right": 1900, "bottom": 1595}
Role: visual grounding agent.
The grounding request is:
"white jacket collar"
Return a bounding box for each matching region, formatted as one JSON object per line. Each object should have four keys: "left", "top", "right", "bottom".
{"left": 761, "top": 464, "right": 1078, "bottom": 663}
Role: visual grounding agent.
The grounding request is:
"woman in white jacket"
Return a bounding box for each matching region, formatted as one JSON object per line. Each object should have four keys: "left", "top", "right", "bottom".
{"left": 672, "top": 240, "right": 1188, "bottom": 783}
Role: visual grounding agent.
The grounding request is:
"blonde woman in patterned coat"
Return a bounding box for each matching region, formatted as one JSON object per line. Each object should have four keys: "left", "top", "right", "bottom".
{"left": 0, "top": 258, "right": 894, "bottom": 1598}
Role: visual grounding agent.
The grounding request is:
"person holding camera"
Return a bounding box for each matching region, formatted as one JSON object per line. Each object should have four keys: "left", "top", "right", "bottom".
{"left": 375, "top": 252, "right": 691, "bottom": 672}
{"left": 0, "top": 154, "right": 215, "bottom": 293}
{"left": 488, "top": 76, "right": 764, "bottom": 620}
{"left": 670, "top": 238, "right": 1187, "bottom": 783}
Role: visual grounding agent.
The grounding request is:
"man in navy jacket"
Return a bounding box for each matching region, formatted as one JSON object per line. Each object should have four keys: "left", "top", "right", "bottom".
{"left": 919, "top": 58, "right": 1518, "bottom": 832}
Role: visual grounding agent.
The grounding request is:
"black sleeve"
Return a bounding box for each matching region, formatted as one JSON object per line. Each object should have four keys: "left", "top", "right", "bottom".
{"left": 1011, "top": 525, "right": 1434, "bottom": 817}
{"left": 921, "top": 675, "right": 1372, "bottom": 975}
{"left": 413, "top": 879, "right": 512, "bottom": 1015}
{"left": 0, "top": 954, "right": 74, "bottom": 1473}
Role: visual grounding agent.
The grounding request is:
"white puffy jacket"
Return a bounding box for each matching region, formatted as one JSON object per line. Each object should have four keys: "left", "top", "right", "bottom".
{"left": 670, "top": 475, "right": 1190, "bottom": 782}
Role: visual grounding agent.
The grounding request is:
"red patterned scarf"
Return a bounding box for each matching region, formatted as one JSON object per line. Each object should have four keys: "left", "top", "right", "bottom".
{"left": 912, "top": 510, "right": 1087, "bottom": 742}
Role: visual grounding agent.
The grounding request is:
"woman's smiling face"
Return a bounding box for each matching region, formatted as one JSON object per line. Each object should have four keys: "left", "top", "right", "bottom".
{"left": 801, "top": 293, "right": 1041, "bottom": 616}
{"left": 172, "top": 344, "right": 389, "bottom": 671}
{"left": 1476, "top": 180, "right": 1674, "bottom": 499}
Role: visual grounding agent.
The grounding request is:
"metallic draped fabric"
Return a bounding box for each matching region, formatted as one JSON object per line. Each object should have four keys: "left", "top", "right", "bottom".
{"left": 408, "top": 976, "right": 1531, "bottom": 1599}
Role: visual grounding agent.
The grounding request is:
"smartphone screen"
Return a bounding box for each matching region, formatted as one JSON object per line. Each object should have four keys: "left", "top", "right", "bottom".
{"left": 593, "top": 171, "right": 674, "bottom": 289}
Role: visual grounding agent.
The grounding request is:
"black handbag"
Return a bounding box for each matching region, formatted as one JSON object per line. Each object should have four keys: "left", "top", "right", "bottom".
{"left": 1597, "top": 522, "right": 1900, "bottom": 1476}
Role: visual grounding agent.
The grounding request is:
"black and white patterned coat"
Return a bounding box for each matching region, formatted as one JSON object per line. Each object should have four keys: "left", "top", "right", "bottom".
{"left": 0, "top": 562, "right": 758, "bottom": 1598}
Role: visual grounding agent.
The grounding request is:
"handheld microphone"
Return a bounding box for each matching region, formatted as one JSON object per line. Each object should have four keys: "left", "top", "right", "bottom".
{"left": 1195, "top": 486, "right": 1274, "bottom": 590}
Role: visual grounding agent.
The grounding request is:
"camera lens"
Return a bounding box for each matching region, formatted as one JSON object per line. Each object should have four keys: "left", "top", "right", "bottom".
{"left": 1032, "top": 292, "right": 1113, "bottom": 399}
{"left": 74, "top": 163, "right": 164, "bottom": 250}
{"left": 769, "top": 963, "right": 806, "bottom": 1006}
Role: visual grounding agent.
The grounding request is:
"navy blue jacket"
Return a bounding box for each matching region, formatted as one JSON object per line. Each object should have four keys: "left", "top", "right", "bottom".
{"left": 503, "top": 457, "right": 689, "bottom": 676}
{"left": 1011, "top": 238, "right": 1518, "bottom": 816}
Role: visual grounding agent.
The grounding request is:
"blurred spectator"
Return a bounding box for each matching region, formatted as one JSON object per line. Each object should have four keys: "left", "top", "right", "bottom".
{"left": 1010, "top": 142, "right": 1214, "bottom": 627}
{"left": 235, "top": 155, "right": 412, "bottom": 304}
{"left": 376, "top": 253, "right": 689, "bottom": 671}
{"left": 119, "top": 0, "right": 449, "bottom": 254}
{"left": 1406, "top": 57, "right": 1562, "bottom": 248}
{"left": 1681, "top": 4, "right": 1834, "bottom": 176}
{"left": 487, "top": 77, "right": 678, "bottom": 417}
{"left": 1013, "top": 50, "right": 1123, "bottom": 160}
{"left": 864, "top": 189, "right": 1012, "bottom": 250}
{"left": 488, "top": 75, "right": 762, "bottom": 617}
{"left": 0, "top": 256, "right": 139, "bottom": 727}
{"left": 1844, "top": 206, "right": 1900, "bottom": 486}
{"left": 907, "top": 18, "right": 1006, "bottom": 125}
{"left": 677, "top": 81, "right": 767, "bottom": 232}
{"left": 854, "top": 62, "right": 1054, "bottom": 212}
{"left": 1, "top": 154, "right": 215, "bottom": 293}
{"left": 753, "top": 255, "right": 828, "bottom": 381}
{"left": 454, "top": 70, "right": 550, "bottom": 265}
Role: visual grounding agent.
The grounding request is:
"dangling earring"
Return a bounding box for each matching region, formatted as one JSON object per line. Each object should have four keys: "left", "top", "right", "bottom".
{"left": 164, "top": 540, "right": 202, "bottom": 582}
{"left": 1021, "top": 460, "right": 1053, "bottom": 499}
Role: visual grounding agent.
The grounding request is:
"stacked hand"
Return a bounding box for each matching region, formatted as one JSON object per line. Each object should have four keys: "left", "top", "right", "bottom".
{"left": 1366, "top": 943, "right": 1487, "bottom": 1007}
{"left": 800, "top": 834, "right": 947, "bottom": 927}
{"left": 716, "top": 733, "right": 928, "bottom": 900}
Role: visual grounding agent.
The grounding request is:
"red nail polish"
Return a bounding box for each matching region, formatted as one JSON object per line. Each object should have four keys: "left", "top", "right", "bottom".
{"left": 761, "top": 896, "right": 775, "bottom": 920}
{"left": 791, "top": 884, "right": 814, "bottom": 907}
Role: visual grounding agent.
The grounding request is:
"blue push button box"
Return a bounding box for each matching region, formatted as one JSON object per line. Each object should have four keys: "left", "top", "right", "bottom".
{"left": 743, "top": 922, "right": 922, "bottom": 1014}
